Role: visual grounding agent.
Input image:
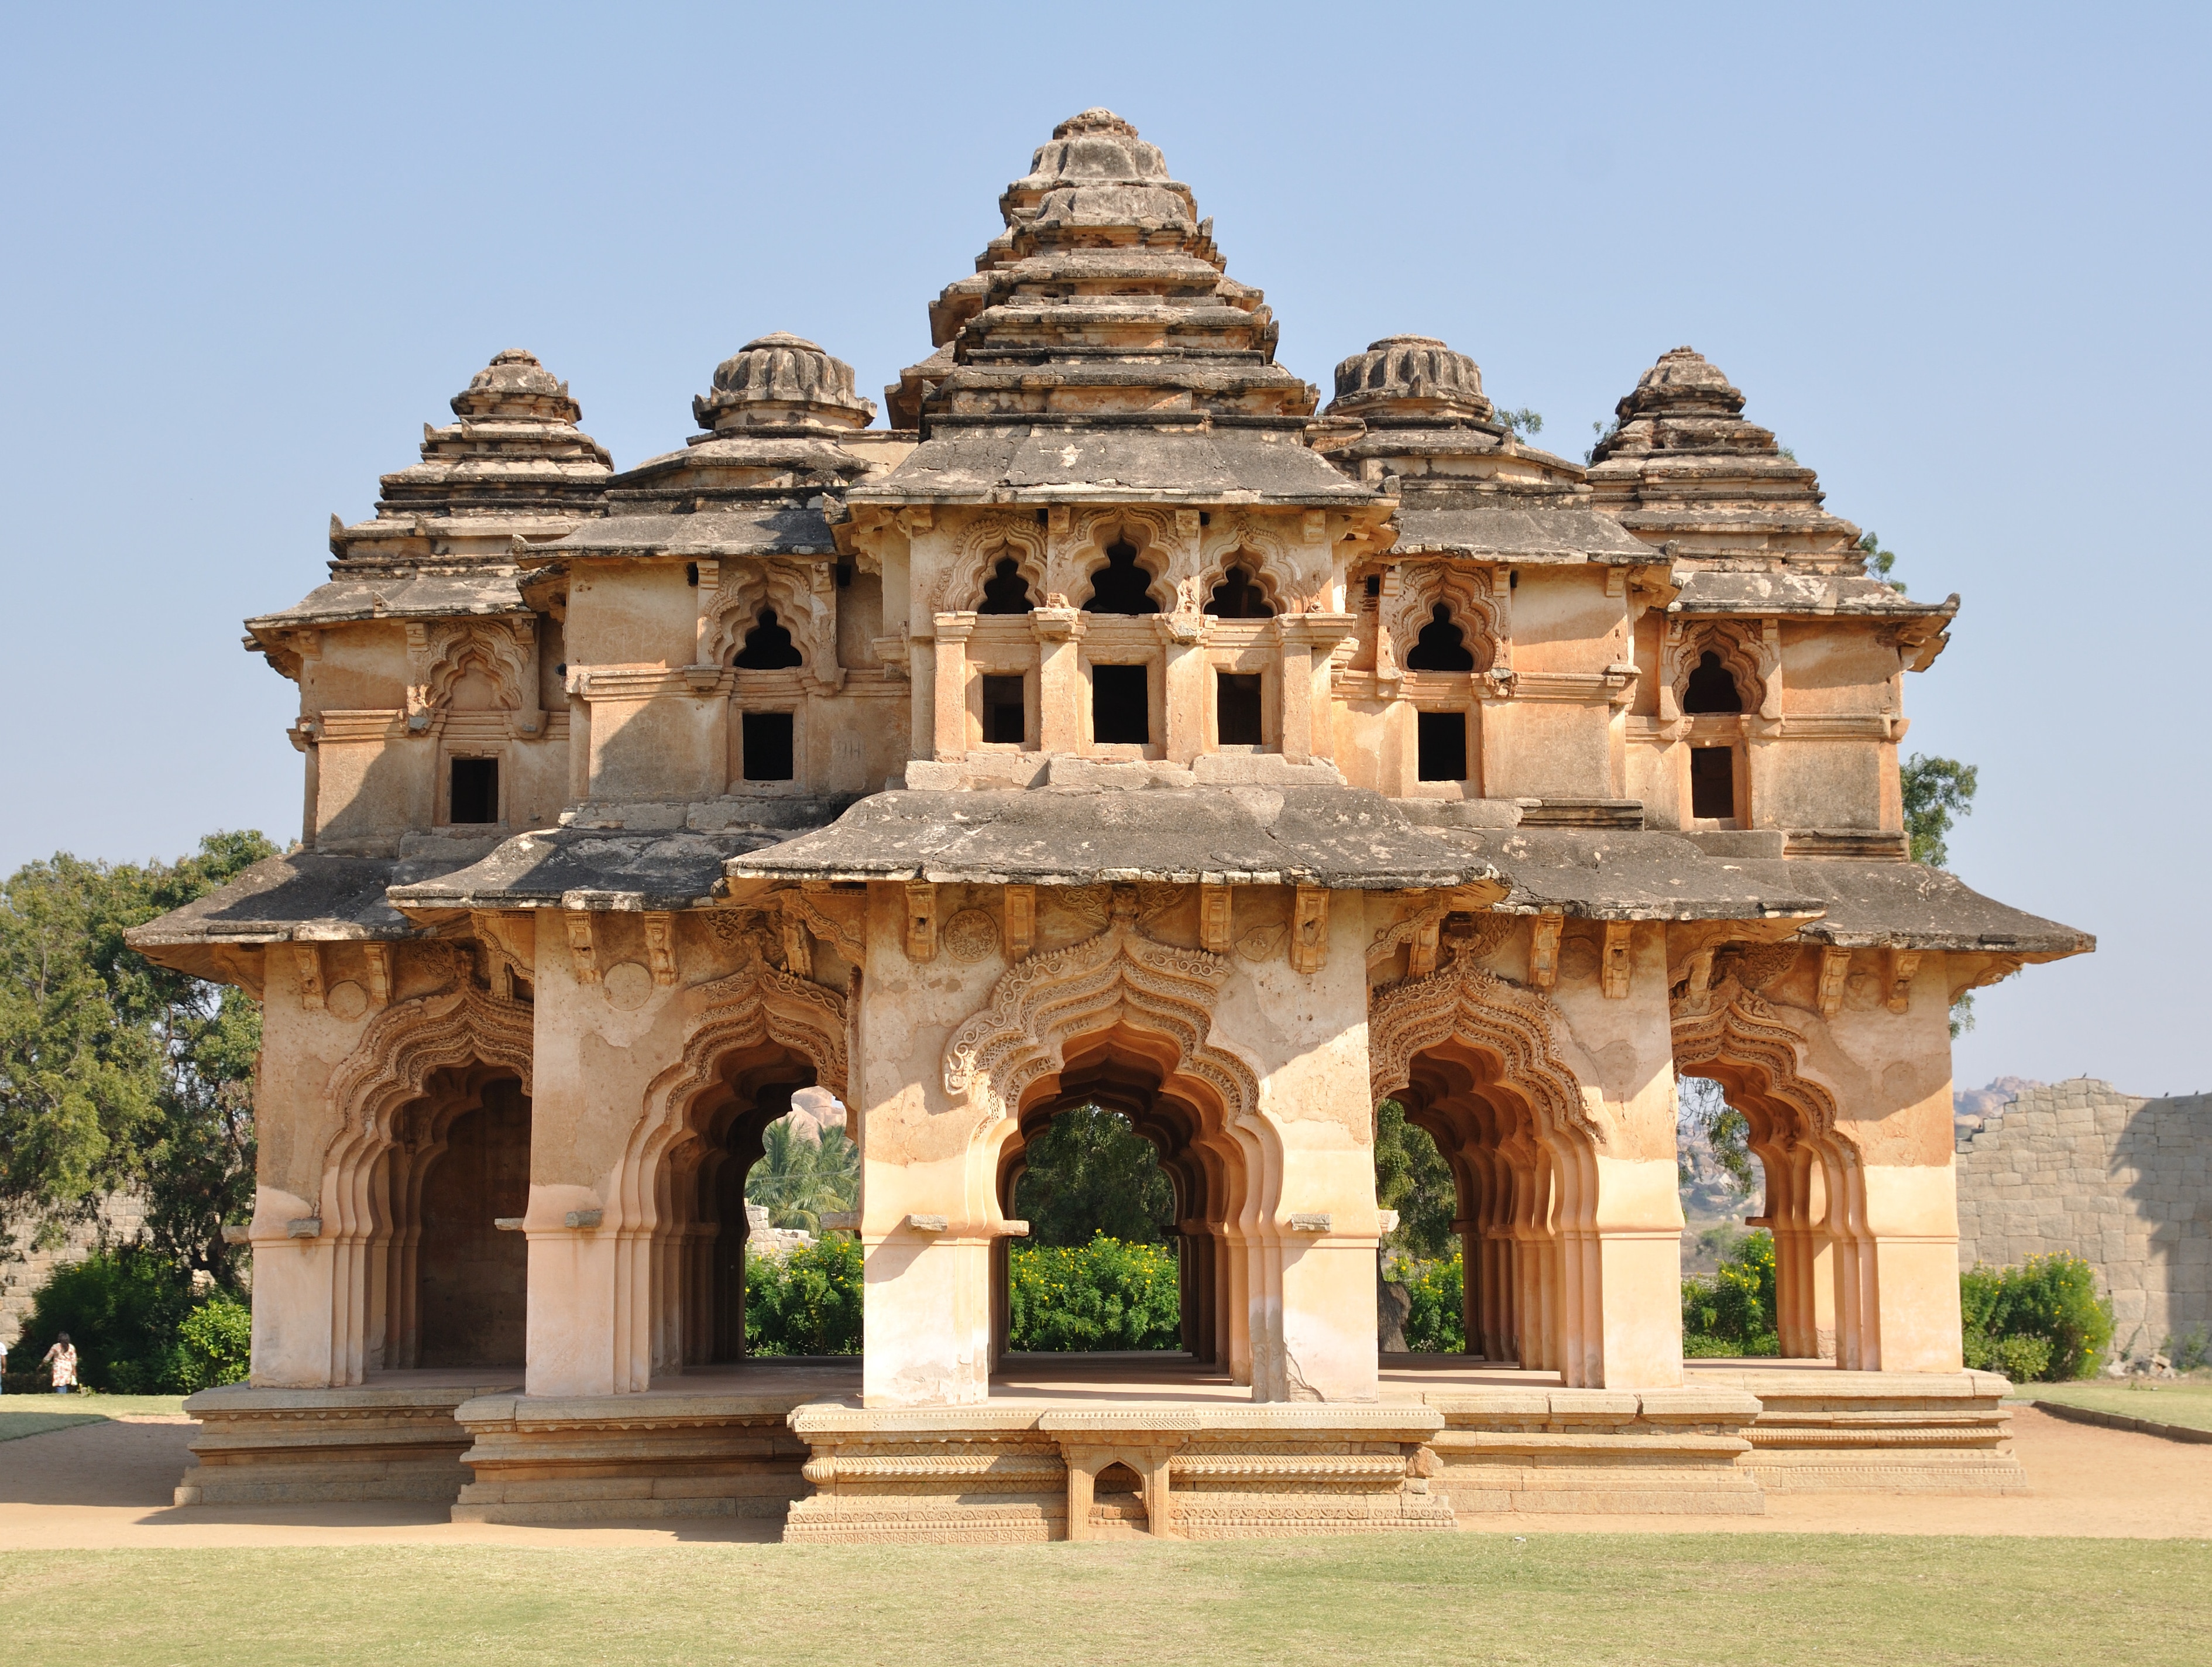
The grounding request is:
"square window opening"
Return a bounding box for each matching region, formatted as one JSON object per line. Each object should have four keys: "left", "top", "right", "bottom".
{"left": 1416, "top": 710, "right": 1468, "bottom": 782}
{"left": 1091, "top": 663, "right": 1150, "bottom": 746}
{"left": 449, "top": 757, "right": 499, "bottom": 824}
{"left": 1690, "top": 746, "right": 1736, "bottom": 819}
{"left": 981, "top": 674, "right": 1026, "bottom": 745}
{"left": 1216, "top": 671, "right": 1263, "bottom": 747}
{"left": 743, "top": 711, "right": 796, "bottom": 781}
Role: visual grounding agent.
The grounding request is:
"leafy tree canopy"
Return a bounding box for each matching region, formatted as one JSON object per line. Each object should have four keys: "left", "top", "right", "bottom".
{"left": 745, "top": 1117, "right": 857, "bottom": 1232}
{"left": 0, "top": 831, "right": 275, "bottom": 1284}
{"left": 1374, "top": 1099, "right": 1455, "bottom": 1259}
{"left": 1901, "top": 753, "right": 1979, "bottom": 871}
{"left": 1012, "top": 1105, "right": 1173, "bottom": 1247}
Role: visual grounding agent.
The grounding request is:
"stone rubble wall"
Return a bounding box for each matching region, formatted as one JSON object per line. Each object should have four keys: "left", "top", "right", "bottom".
{"left": 1955, "top": 1078, "right": 2211, "bottom": 1352}
{"left": 0, "top": 1194, "right": 147, "bottom": 1344}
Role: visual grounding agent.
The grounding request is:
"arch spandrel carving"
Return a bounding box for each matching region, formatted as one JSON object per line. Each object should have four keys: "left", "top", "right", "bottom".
{"left": 1366, "top": 946, "right": 1597, "bottom": 1144}
{"left": 1061, "top": 509, "right": 1179, "bottom": 613}
{"left": 326, "top": 982, "right": 535, "bottom": 1150}
{"left": 706, "top": 558, "right": 840, "bottom": 688}
{"left": 1381, "top": 562, "right": 1503, "bottom": 678}
{"left": 942, "top": 908, "right": 1260, "bottom": 1141}
{"left": 408, "top": 619, "right": 534, "bottom": 723}
{"left": 1667, "top": 946, "right": 1849, "bottom": 1153}
{"left": 1660, "top": 619, "right": 1779, "bottom": 721}
{"left": 933, "top": 516, "right": 1048, "bottom": 615}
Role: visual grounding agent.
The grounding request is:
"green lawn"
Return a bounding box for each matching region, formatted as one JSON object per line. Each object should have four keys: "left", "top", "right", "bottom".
{"left": 2025, "top": 1379, "right": 2212, "bottom": 1433}
{"left": 2, "top": 1539, "right": 2208, "bottom": 1667}
{"left": 0, "top": 1391, "right": 188, "bottom": 1442}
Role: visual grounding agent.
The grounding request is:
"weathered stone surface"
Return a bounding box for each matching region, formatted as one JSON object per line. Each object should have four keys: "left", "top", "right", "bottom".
{"left": 1956, "top": 1080, "right": 2211, "bottom": 1352}
{"left": 122, "top": 107, "right": 2097, "bottom": 1542}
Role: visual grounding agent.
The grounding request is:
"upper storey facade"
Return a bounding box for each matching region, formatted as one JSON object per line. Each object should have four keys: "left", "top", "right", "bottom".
{"left": 250, "top": 111, "right": 1957, "bottom": 864}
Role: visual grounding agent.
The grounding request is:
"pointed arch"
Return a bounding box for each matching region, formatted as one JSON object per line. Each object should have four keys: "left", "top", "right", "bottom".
{"left": 1382, "top": 562, "right": 1503, "bottom": 680}
{"left": 934, "top": 516, "right": 1047, "bottom": 615}
{"left": 1660, "top": 620, "right": 1777, "bottom": 721}
{"left": 1671, "top": 968, "right": 1864, "bottom": 1364}
{"left": 1367, "top": 948, "right": 1594, "bottom": 1143}
{"left": 602, "top": 946, "right": 851, "bottom": 1390}
{"left": 311, "top": 975, "right": 537, "bottom": 1384}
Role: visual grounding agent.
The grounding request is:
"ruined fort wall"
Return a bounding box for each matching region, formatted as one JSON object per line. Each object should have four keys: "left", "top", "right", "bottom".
{"left": 1954, "top": 1079, "right": 2211, "bottom": 1352}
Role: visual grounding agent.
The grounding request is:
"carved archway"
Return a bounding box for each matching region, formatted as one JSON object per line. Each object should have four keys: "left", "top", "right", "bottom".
{"left": 935, "top": 516, "right": 1048, "bottom": 615}
{"left": 1660, "top": 620, "right": 1777, "bottom": 721}
{"left": 707, "top": 558, "right": 840, "bottom": 691}
{"left": 604, "top": 946, "right": 852, "bottom": 1390}
{"left": 1368, "top": 946, "right": 1617, "bottom": 1383}
{"left": 942, "top": 899, "right": 1300, "bottom": 1392}
{"left": 314, "top": 978, "right": 538, "bottom": 1384}
{"left": 1381, "top": 562, "right": 1503, "bottom": 681}
{"left": 1671, "top": 946, "right": 1862, "bottom": 1364}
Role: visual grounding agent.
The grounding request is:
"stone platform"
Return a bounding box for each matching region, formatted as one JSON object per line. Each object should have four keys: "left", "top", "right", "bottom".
{"left": 175, "top": 1373, "right": 521, "bottom": 1505}
{"left": 177, "top": 1357, "right": 2026, "bottom": 1534}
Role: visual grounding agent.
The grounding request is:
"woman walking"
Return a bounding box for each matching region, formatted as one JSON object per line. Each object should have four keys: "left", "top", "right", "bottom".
{"left": 42, "top": 1332, "right": 78, "bottom": 1394}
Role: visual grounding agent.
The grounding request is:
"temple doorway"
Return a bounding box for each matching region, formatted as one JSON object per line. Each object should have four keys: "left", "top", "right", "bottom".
{"left": 991, "top": 1028, "right": 1242, "bottom": 1371}
{"left": 373, "top": 1065, "right": 531, "bottom": 1371}
{"left": 1002, "top": 1103, "right": 1181, "bottom": 1354}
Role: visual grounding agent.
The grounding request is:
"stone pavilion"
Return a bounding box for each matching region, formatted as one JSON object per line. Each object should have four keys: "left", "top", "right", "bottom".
{"left": 132, "top": 111, "right": 2091, "bottom": 1538}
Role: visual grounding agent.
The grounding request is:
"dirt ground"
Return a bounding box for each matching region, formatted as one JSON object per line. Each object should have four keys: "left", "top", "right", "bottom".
{"left": 1, "top": 1405, "right": 2206, "bottom": 1549}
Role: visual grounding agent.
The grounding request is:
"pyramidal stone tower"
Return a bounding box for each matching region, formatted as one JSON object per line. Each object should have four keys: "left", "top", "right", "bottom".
{"left": 134, "top": 112, "right": 2089, "bottom": 1541}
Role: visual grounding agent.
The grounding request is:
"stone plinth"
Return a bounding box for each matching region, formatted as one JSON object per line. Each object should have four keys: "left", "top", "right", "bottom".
{"left": 175, "top": 1375, "right": 520, "bottom": 1505}
{"left": 1698, "top": 1364, "right": 2027, "bottom": 1493}
{"left": 449, "top": 1370, "right": 851, "bottom": 1524}
{"left": 1420, "top": 1385, "right": 1766, "bottom": 1514}
{"left": 782, "top": 1402, "right": 1454, "bottom": 1543}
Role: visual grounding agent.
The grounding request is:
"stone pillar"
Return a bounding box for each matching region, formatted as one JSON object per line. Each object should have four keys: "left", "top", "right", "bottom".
{"left": 1154, "top": 612, "right": 1206, "bottom": 766}
{"left": 931, "top": 612, "right": 974, "bottom": 763}
{"left": 1277, "top": 615, "right": 1356, "bottom": 766}
{"left": 1032, "top": 604, "right": 1085, "bottom": 754}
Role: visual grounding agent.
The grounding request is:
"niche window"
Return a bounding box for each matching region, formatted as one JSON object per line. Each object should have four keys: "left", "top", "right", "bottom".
{"left": 1690, "top": 746, "right": 1736, "bottom": 819}
{"left": 1215, "top": 671, "right": 1263, "bottom": 746}
{"left": 1405, "top": 603, "right": 1476, "bottom": 672}
{"left": 978, "top": 558, "right": 1036, "bottom": 615}
{"left": 1205, "top": 565, "right": 1274, "bottom": 619}
{"left": 742, "top": 712, "right": 795, "bottom": 781}
{"left": 733, "top": 609, "right": 804, "bottom": 670}
{"left": 449, "top": 757, "right": 499, "bottom": 824}
{"left": 1416, "top": 711, "right": 1468, "bottom": 782}
{"left": 982, "top": 674, "right": 1026, "bottom": 745}
{"left": 1682, "top": 651, "right": 1744, "bottom": 714}
{"left": 1091, "top": 664, "right": 1149, "bottom": 746}
{"left": 1083, "top": 540, "right": 1159, "bottom": 615}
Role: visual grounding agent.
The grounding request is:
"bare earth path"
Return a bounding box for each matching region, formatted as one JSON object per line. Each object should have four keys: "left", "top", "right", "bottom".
{"left": 2, "top": 1405, "right": 2207, "bottom": 1548}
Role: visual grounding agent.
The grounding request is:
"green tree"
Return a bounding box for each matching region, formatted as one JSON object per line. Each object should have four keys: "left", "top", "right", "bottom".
{"left": 0, "top": 831, "right": 275, "bottom": 1283}
{"left": 1678, "top": 1075, "right": 1757, "bottom": 1195}
{"left": 1859, "top": 529, "right": 1902, "bottom": 591}
{"left": 1901, "top": 754, "right": 1979, "bottom": 871}
{"left": 1496, "top": 407, "right": 1544, "bottom": 442}
{"left": 1012, "top": 1105, "right": 1173, "bottom": 1247}
{"left": 1373, "top": 1099, "right": 1455, "bottom": 1258}
{"left": 745, "top": 1119, "right": 857, "bottom": 1232}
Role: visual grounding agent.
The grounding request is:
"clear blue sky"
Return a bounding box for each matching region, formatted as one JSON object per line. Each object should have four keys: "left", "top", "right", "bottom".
{"left": 2, "top": 4, "right": 2204, "bottom": 1095}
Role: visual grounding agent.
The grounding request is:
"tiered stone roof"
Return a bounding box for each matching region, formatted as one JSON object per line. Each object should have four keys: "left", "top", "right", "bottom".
{"left": 1584, "top": 346, "right": 1860, "bottom": 566}
{"left": 1321, "top": 335, "right": 1643, "bottom": 564}
{"left": 249, "top": 350, "right": 612, "bottom": 643}
{"left": 861, "top": 111, "right": 1370, "bottom": 505}
{"left": 536, "top": 334, "right": 891, "bottom": 564}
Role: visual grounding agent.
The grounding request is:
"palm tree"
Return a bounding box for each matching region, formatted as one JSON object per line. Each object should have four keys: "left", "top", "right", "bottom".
{"left": 746, "top": 1119, "right": 858, "bottom": 1232}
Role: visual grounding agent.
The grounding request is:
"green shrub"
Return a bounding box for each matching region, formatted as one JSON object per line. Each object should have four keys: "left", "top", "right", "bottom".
{"left": 1391, "top": 1251, "right": 1465, "bottom": 1353}
{"left": 1007, "top": 1234, "right": 1180, "bottom": 1351}
{"left": 1960, "top": 1253, "right": 2111, "bottom": 1381}
{"left": 744, "top": 1234, "right": 863, "bottom": 1357}
{"left": 170, "top": 1291, "right": 251, "bottom": 1391}
{"left": 15, "top": 1248, "right": 194, "bottom": 1391}
{"left": 1680, "top": 1229, "right": 1780, "bottom": 1357}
